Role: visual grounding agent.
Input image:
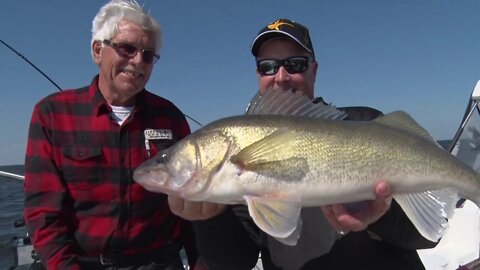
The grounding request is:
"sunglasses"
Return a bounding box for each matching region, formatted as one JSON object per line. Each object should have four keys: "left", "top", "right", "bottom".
{"left": 256, "top": 56, "right": 314, "bottom": 76}
{"left": 103, "top": 40, "right": 160, "bottom": 64}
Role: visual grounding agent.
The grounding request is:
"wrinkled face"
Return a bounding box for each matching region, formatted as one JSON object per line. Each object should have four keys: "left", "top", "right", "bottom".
{"left": 92, "top": 20, "right": 157, "bottom": 106}
{"left": 256, "top": 38, "right": 318, "bottom": 99}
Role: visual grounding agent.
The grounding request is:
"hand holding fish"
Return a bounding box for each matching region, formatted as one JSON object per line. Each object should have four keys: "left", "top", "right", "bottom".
{"left": 321, "top": 181, "right": 392, "bottom": 233}
{"left": 168, "top": 196, "right": 226, "bottom": 221}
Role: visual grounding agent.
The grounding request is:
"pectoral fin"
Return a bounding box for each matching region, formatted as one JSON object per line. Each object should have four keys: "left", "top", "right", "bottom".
{"left": 231, "top": 129, "right": 309, "bottom": 181}
{"left": 244, "top": 195, "right": 302, "bottom": 245}
{"left": 274, "top": 218, "right": 302, "bottom": 246}
{"left": 394, "top": 188, "right": 458, "bottom": 242}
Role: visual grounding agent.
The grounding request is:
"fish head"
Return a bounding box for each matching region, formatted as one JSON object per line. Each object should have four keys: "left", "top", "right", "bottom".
{"left": 133, "top": 129, "right": 234, "bottom": 200}
{"left": 133, "top": 139, "right": 198, "bottom": 195}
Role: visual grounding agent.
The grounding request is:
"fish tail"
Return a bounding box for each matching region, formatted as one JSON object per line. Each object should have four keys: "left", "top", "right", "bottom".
{"left": 459, "top": 171, "right": 480, "bottom": 208}
{"left": 393, "top": 188, "right": 458, "bottom": 242}
{"left": 473, "top": 172, "right": 480, "bottom": 207}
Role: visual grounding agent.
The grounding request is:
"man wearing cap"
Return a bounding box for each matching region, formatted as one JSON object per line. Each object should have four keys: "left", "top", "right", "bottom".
{"left": 168, "top": 18, "right": 437, "bottom": 270}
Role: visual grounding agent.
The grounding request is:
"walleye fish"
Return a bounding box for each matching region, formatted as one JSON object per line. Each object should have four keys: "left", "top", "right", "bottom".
{"left": 134, "top": 89, "right": 480, "bottom": 246}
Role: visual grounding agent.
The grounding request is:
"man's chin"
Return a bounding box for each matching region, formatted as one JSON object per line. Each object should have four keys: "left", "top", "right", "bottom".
{"left": 113, "top": 83, "right": 144, "bottom": 99}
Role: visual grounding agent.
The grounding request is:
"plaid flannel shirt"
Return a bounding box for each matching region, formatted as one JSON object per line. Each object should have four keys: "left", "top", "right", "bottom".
{"left": 24, "top": 76, "right": 195, "bottom": 269}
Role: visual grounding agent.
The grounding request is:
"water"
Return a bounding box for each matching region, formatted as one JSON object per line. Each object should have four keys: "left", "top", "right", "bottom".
{"left": 0, "top": 165, "right": 27, "bottom": 269}
{"left": 0, "top": 166, "right": 192, "bottom": 269}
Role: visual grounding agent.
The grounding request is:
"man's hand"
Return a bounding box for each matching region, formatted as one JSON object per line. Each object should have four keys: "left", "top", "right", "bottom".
{"left": 168, "top": 196, "right": 226, "bottom": 221}
{"left": 321, "top": 181, "right": 392, "bottom": 233}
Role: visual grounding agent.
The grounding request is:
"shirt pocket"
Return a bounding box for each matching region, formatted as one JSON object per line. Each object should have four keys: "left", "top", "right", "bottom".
{"left": 61, "top": 145, "right": 103, "bottom": 187}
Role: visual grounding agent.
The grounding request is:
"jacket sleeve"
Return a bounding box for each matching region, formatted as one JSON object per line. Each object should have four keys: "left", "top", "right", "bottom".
{"left": 367, "top": 199, "right": 438, "bottom": 249}
{"left": 24, "top": 102, "right": 82, "bottom": 270}
{"left": 192, "top": 205, "right": 261, "bottom": 270}
{"left": 177, "top": 219, "right": 201, "bottom": 269}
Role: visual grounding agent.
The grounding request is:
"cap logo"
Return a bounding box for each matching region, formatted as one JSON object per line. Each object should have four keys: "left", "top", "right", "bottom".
{"left": 267, "top": 19, "right": 294, "bottom": 30}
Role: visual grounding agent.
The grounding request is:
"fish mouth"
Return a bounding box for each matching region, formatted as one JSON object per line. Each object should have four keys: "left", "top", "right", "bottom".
{"left": 133, "top": 159, "right": 172, "bottom": 194}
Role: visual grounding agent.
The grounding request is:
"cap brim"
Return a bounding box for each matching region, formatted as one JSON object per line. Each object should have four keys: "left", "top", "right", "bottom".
{"left": 251, "top": 30, "right": 312, "bottom": 56}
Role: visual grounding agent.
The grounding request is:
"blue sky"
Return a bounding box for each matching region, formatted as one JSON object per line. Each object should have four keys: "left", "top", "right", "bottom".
{"left": 1, "top": 0, "right": 480, "bottom": 165}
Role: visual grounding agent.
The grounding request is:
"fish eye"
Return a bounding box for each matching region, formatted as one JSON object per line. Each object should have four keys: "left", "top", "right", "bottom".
{"left": 156, "top": 152, "right": 168, "bottom": 164}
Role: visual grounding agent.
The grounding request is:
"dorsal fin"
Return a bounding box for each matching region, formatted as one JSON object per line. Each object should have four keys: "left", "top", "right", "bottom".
{"left": 245, "top": 88, "right": 347, "bottom": 120}
{"left": 374, "top": 111, "right": 437, "bottom": 143}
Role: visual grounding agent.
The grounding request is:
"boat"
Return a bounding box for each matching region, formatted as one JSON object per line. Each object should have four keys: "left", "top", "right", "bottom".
{"left": 416, "top": 80, "right": 480, "bottom": 270}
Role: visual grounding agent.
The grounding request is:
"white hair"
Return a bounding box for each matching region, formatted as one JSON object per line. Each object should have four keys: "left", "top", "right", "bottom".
{"left": 91, "top": 0, "right": 162, "bottom": 58}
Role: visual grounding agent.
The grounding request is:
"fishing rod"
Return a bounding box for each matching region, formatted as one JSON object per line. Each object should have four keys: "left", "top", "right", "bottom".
{"left": 0, "top": 38, "right": 203, "bottom": 127}
{"left": 1, "top": 39, "right": 62, "bottom": 91}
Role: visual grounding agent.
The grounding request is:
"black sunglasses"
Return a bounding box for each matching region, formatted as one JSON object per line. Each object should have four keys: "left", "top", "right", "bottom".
{"left": 256, "top": 56, "right": 314, "bottom": 76}
{"left": 103, "top": 40, "right": 160, "bottom": 64}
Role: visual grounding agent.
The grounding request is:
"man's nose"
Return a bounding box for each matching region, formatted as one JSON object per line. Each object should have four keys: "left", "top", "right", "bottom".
{"left": 275, "top": 66, "right": 290, "bottom": 82}
{"left": 130, "top": 51, "right": 143, "bottom": 64}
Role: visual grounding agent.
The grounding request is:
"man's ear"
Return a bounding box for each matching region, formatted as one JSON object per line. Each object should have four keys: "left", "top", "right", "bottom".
{"left": 311, "top": 61, "right": 318, "bottom": 83}
{"left": 92, "top": 40, "right": 102, "bottom": 64}
{"left": 311, "top": 61, "right": 318, "bottom": 76}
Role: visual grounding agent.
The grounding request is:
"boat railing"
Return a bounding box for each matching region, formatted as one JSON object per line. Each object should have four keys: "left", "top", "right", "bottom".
{"left": 0, "top": 170, "right": 24, "bottom": 181}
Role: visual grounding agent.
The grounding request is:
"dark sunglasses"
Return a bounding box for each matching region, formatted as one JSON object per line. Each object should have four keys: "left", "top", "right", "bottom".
{"left": 103, "top": 39, "right": 160, "bottom": 64}
{"left": 256, "top": 56, "right": 314, "bottom": 76}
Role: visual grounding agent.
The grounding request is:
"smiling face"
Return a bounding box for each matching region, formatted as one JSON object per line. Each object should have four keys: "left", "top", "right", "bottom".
{"left": 256, "top": 38, "right": 318, "bottom": 100}
{"left": 92, "top": 20, "right": 157, "bottom": 106}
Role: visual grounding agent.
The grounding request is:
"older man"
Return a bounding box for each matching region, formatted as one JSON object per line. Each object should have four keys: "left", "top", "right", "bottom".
{"left": 24, "top": 1, "right": 198, "bottom": 269}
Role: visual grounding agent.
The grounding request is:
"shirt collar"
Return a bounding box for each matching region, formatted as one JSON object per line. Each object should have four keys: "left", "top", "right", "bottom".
{"left": 313, "top": 96, "right": 325, "bottom": 105}
{"left": 88, "top": 75, "right": 148, "bottom": 116}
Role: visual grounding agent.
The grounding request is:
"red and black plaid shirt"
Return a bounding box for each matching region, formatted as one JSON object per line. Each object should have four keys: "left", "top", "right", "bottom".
{"left": 24, "top": 76, "right": 194, "bottom": 269}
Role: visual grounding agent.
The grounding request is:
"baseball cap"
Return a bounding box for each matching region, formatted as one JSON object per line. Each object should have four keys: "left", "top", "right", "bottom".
{"left": 251, "top": 18, "right": 315, "bottom": 58}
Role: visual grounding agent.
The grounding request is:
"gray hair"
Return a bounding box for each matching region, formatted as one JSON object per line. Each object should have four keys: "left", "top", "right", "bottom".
{"left": 91, "top": 0, "right": 162, "bottom": 58}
